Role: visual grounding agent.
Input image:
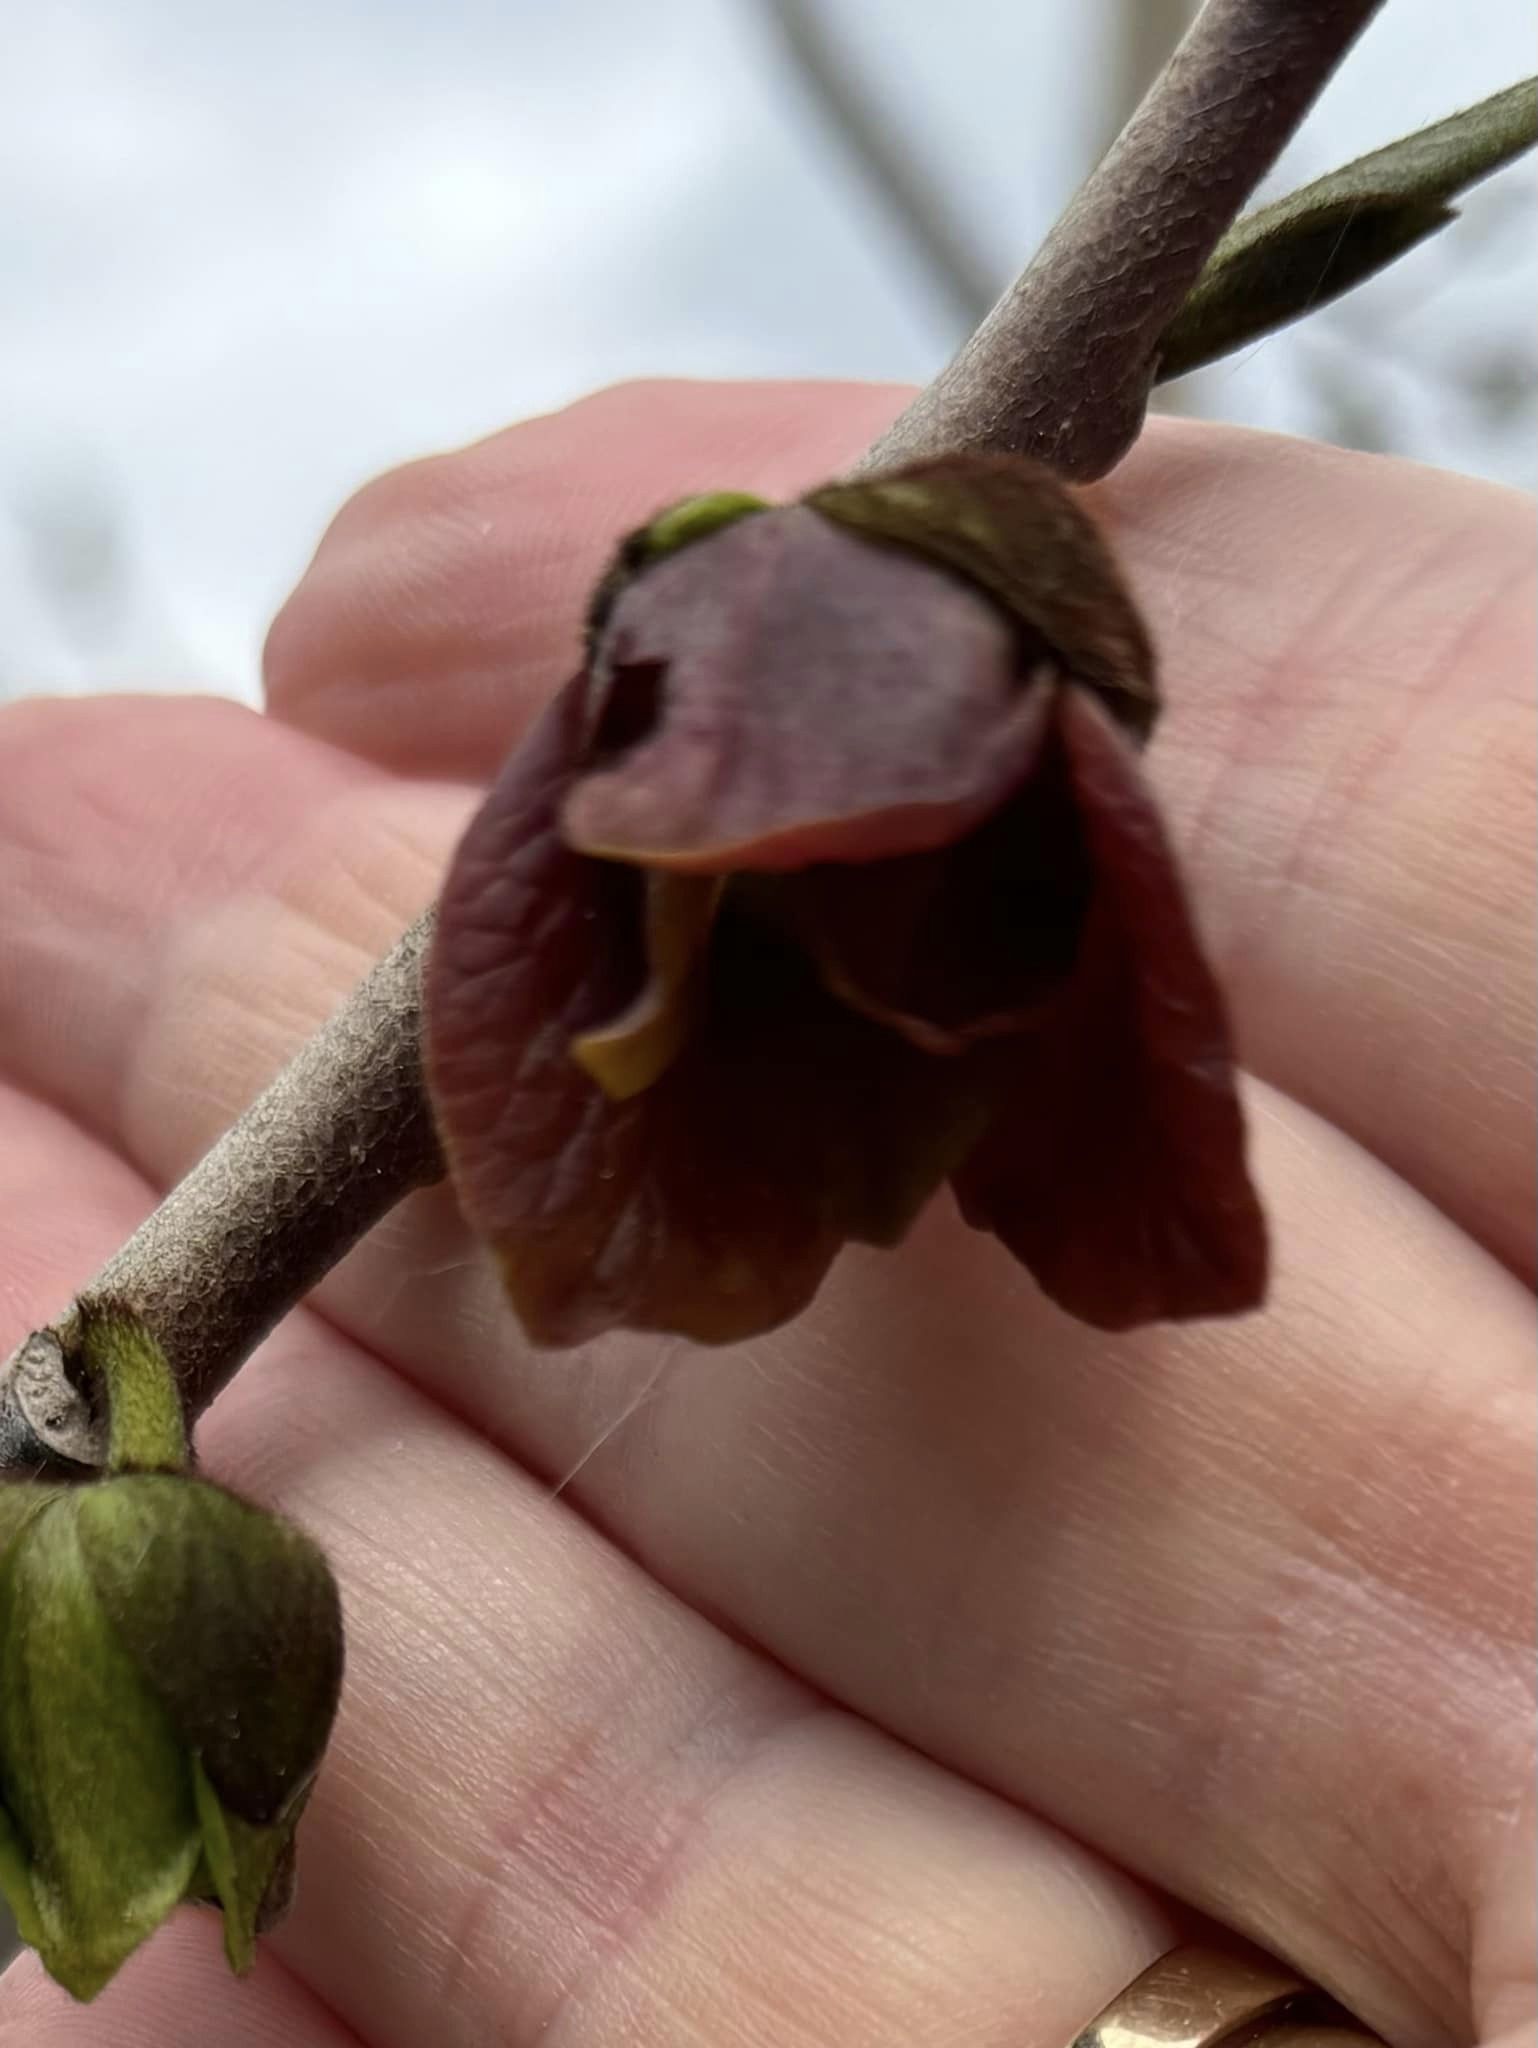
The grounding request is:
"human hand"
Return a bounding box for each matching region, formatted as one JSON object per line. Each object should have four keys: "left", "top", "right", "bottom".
{"left": 0, "top": 381, "right": 1530, "bottom": 2046}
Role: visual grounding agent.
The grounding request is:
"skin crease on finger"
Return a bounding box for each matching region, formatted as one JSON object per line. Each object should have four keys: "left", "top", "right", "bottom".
{"left": 0, "top": 386, "right": 1531, "bottom": 2043}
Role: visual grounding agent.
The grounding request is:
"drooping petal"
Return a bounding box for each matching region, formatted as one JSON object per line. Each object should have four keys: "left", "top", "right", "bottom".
{"left": 426, "top": 674, "right": 655, "bottom": 1336}
{"left": 429, "top": 700, "right": 994, "bottom": 1343}
{"left": 755, "top": 694, "right": 1092, "bottom": 1054}
{"left": 952, "top": 688, "right": 1266, "bottom": 1328}
{"left": 562, "top": 504, "right": 1050, "bottom": 874}
{"left": 562, "top": 907, "right": 998, "bottom": 1343}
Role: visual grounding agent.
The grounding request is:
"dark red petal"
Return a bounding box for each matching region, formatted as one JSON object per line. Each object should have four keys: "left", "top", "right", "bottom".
{"left": 757, "top": 692, "right": 1092, "bottom": 1053}
{"left": 556, "top": 910, "right": 995, "bottom": 1344}
{"left": 807, "top": 455, "right": 1157, "bottom": 740}
{"left": 426, "top": 675, "right": 651, "bottom": 1339}
{"left": 952, "top": 689, "right": 1267, "bottom": 1328}
{"left": 428, "top": 682, "right": 989, "bottom": 1346}
{"left": 562, "top": 504, "right": 1050, "bottom": 873}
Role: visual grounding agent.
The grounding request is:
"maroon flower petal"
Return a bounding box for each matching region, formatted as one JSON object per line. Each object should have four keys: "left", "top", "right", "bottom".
{"left": 952, "top": 688, "right": 1267, "bottom": 1328}
{"left": 428, "top": 681, "right": 992, "bottom": 1346}
{"left": 425, "top": 676, "right": 649, "bottom": 1333}
{"left": 807, "top": 455, "right": 1157, "bottom": 740}
{"left": 562, "top": 504, "right": 1050, "bottom": 873}
{"left": 573, "top": 911, "right": 996, "bottom": 1341}
{"left": 756, "top": 687, "right": 1091, "bottom": 1053}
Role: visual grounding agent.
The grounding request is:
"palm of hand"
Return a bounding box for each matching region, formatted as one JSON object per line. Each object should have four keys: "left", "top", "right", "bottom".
{"left": 0, "top": 384, "right": 1530, "bottom": 2048}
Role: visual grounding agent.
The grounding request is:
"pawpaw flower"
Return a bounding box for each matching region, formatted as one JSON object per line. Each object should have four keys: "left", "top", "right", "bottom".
{"left": 426, "top": 455, "right": 1266, "bottom": 1346}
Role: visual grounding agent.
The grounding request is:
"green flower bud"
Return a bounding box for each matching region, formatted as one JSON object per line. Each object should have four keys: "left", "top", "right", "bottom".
{"left": 0, "top": 1308, "right": 342, "bottom": 2001}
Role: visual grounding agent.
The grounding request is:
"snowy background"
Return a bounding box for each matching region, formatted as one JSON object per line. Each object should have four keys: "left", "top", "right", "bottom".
{"left": 1, "top": 0, "right": 1533, "bottom": 705}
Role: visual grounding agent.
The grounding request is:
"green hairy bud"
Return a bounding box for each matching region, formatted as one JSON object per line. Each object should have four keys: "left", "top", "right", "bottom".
{"left": 0, "top": 1306, "right": 342, "bottom": 2000}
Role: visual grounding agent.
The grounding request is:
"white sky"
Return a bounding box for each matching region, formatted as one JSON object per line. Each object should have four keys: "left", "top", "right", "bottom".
{"left": 1, "top": 0, "right": 1532, "bottom": 701}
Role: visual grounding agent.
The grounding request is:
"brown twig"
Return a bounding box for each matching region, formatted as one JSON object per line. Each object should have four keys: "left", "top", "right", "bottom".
{"left": 858, "top": 0, "right": 1384, "bottom": 480}
{"left": 1103, "top": 0, "right": 1201, "bottom": 419}
{"left": 0, "top": 0, "right": 1387, "bottom": 1475}
{"left": 0, "top": 917, "right": 442, "bottom": 1471}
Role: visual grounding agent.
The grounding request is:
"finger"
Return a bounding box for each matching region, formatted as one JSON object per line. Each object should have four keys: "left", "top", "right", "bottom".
{"left": 0, "top": 693, "right": 466, "bottom": 1158}
{"left": 259, "top": 385, "right": 1535, "bottom": 1270}
{"left": 1093, "top": 424, "right": 1537, "bottom": 1278}
{"left": 0, "top": 1918, "right": 360, "bottom": 2047}
{"left": 0, "top": 1092, "right": 1173, "bottom": 2048}
{"left": 1, "top": 707, "right": 1528, "bottom": 2041}
{"left": 356, "top": 1088, "right": 1531, "bottom": 2046}
{"left": 263, "top": 378, "right": 908, "bottom": 777}
{"left": 1474, "top": 1788, "right": 1538, "bottom": 2048}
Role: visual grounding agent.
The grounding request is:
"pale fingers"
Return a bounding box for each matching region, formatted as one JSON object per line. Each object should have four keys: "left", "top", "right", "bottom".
{"left": 0, "top": 699, "right": 1528, "bottom": 2040}
{"left": 0, "top": 1091, "right": 1171, "bottom": 2048}
{"left": 262, "top": 379, "right": 907, "bottom": 777}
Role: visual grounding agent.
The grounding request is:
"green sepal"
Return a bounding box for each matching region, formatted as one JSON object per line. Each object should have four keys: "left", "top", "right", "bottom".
{"left": 0, "top": 1797, "right": 46, "bottom": 1953}
{"left": 192, "top": 1758, "right": 306, "bottom": 1974}
{"left": 72, "top": 1475, "right": 343, "bottom": 1826}
{"left": 0, "top": 1481, "right": 68, "bottom": 1560}
{"left": 0, "top": 1494, "right": 202, "bottom": 2000}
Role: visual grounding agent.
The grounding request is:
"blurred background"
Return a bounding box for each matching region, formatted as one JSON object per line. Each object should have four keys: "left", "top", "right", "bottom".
{"left": 0, "top": 0, "right": 1533, "bottom": 707}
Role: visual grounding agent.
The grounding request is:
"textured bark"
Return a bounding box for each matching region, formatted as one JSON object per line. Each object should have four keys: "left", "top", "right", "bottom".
{"left": 857, "top": 0, "right": 1384, "bottom": 481}
{"left": 0, "top": 917, "right": 441, "bottom": 1471}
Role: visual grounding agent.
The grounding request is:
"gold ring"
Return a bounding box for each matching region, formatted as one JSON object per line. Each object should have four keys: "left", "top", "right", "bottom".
{"left": 1071, "top": 1944, "right": 1386, "bottom": 2046}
